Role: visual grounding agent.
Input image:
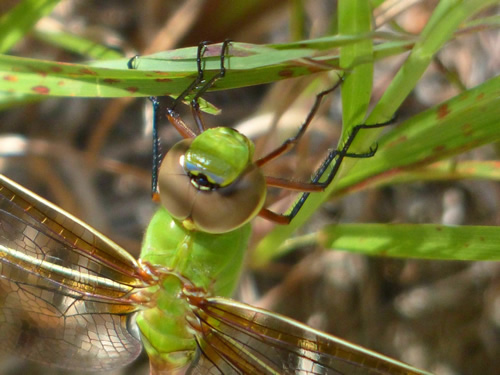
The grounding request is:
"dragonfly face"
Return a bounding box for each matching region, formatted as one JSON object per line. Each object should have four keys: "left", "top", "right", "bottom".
{"left": 158, "top": 127, "right": 267, "bottom": 233}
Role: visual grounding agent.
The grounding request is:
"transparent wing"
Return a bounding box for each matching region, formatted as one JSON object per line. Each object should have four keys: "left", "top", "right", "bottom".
{"left": 0, "top": 175, "right": 147, "bottom": 370}
{"left": 186, "top": 297, "right": 433, "bottom": 375}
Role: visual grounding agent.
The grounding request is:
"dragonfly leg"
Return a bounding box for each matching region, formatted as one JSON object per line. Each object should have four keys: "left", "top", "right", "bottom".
{"left": 165, "top": 40, "right": 231, "bottom": 135}
{"left": 190, "top": 39, "right": 231, "bottom": 104}
{"left": 188, "top": 39, "right": 232, "bottom": 133}
{"left": 164, "top": 41, "right": 210, "bottom": 139}
{"left": 150, "top": 97, "right": 162, "bottom": 199}
{"left": 259, "top": 117, "right": 396, "bottom": 224}
{"left": 127, "top": 56, "right": 163, "bottom": 199}
{"left": 255, "top": 78, "right": 343, "bottom": 168}
{"left": 170, "top": 41, "right": 210, "bottom": 111}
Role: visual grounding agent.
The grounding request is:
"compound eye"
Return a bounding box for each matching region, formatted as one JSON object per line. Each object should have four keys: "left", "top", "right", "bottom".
{"left": 188, "top": 164, "right": 266, "bottom": 233}
{"left": 158, "top": 139, "right": 197, "bottom": 223}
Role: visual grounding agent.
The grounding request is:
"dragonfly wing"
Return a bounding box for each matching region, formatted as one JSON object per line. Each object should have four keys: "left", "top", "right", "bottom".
{"left": 0, "top": 273, "right": 142, "bottom": 370}
{"left": 185, "top": 297, "right": 433, "bottom": 375}
{"left": 0, "top": 175, "right": 146, "bottom": 370}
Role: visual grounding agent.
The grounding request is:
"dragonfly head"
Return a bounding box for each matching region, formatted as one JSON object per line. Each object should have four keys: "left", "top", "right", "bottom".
{"left": 157, "top": 127, "right": 267, "bottom": 233}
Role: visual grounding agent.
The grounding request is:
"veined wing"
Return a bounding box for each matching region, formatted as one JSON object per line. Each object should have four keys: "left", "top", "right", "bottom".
{"left": 186, "top": 297, "right": 433, "bottom": 375}
{"left": 0, "top": 174, "right": 148, "bottom": 371}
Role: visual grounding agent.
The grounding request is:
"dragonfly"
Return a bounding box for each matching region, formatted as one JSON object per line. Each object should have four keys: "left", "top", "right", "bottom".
{"left": 0, "top": 41, "right": 433, "bottom": 374}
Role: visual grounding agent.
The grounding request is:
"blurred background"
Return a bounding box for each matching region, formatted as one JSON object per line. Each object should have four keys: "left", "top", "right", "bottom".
{"left": 0, "top": 1, "right": 499, "bottom": 374}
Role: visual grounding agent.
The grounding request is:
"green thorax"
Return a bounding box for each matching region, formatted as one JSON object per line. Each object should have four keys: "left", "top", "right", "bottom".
{"left": 184, "top": 127, "right": 254, "bottom": 187}
{"left": 137, "top": 207, "right": 251, "bottom": 371}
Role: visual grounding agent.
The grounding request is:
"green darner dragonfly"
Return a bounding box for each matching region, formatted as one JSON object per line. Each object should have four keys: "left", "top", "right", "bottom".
{"left": 0, "top": 42, "right": 433, "bottom": 374}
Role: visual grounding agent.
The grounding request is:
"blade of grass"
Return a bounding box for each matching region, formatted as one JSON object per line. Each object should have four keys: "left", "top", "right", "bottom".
{"left": 339, "top": 0, "right": 500, "bottom": 174}
{"left": 335, "top": 160, "right": 500, "bottom": 193}
{"left": 335, "top": 75, "right": 500, "bottom": 193}
{"left": 0, "top": 37, "right": 415, "bottom": 98}
{"left": 0, "top": 0, "right": 61, "bottom": 53}
{"left": 277, "top": 224, "right": 500, "bottom": 261}
{"left": 368, "top": 0, "right": 499, "bottom": 124}
{"left": 339, "top": 0, "right": 373, "bottom": 129}
{"left": 33, "top": 28, "right": 124, "bottom": 60}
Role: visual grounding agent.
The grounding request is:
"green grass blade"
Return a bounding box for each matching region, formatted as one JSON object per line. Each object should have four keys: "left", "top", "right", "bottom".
{"left": 33, "top": 28, "right": 124, "bottom": 60}
{"left": 335, "top": 75, "right": 500, "bottom": 193}
{"left": 339, "top": 160, "right": 500, "bottom": 192}
{"left": 0, "top": 0, "right": 61, "bottom": 53}
{"left": 339, "top": 0, "right": 373, "bottom": 129}
{"left": 0, "top": 91, "right": 42, "bottom": 110}
{"left": 368, "top": 0, "right": 499, "bottom": 124}
{"left": 0, "top": 36, "right": 416, "bottom": 99}
{"left": 279, "top": 224, "right": 500, "bottom": 261}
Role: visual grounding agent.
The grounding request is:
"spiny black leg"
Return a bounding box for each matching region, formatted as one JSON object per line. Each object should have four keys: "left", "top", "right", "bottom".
{"left": 166, "top": 40, "right": 230, "bottom": 133}
{"left": 170, "top": 41, "right": 210, "bottom": 111}
{"left": 256, "top": 79, "right": 343, "bottom": 167}
{"left": 149, "top": 97, "right": 161, "bottom": 196}
{"left": 191, "top": 39, "right": 231, "bottom": 104}
{"left": 127, "top": 55, "right": 162, "bottom": 197}
{"left": 189, "top": 39, "right": 232, "bottom": 133}
{"left": 284, "top": 118, "right": 396, "bottom": 222}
